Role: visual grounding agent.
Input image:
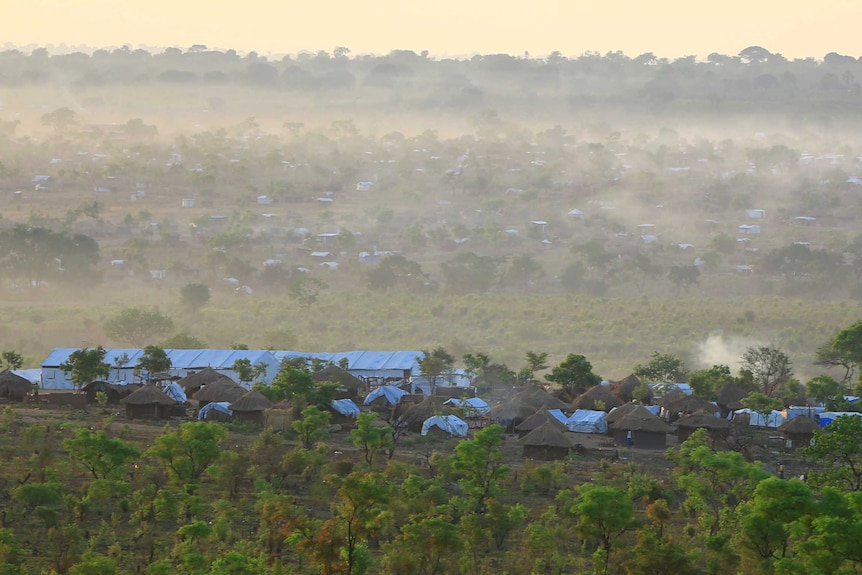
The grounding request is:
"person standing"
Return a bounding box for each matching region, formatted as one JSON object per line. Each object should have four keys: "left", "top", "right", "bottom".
{"left": 626, "top": 430, "right": 633, "bottom": 447}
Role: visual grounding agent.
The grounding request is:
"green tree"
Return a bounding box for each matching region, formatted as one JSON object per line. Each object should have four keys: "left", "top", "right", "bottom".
{"left": 634, "top": 352, "right": 689, "bottom": 383}
{"left": 59, "top": 347, "right": 111, "bottom": 389}
{"left": 741, "top": 345, "right": 793, "bottom": 397}
{"left": 0, "top": 528, "right": 25, "bottom": 575}
{"left": 383, "top": 515, "right": 460, "bottom": 575}
{"left": 63, "top": 428, "right": 141, "bottom": 480}
{"left": 503, "top": 254, "right": 545, "bottom": 291}
{"left": 328, "top": 471, "right": 389, "bottom": 575}
{"left": 161, "top": 333, "right": 208, "bottom": 349}
{"left": 232, "top": 358, "right": 253, "bottom": 387}
{"left": 147, "top": 421, "right": 227, "bottom": 483}
{"left": 831, "top": 321, "right": 862, "bottom": 377}
{"left": 288, "top": 276, "right": 327, "bottom": 310}
{"left": 546, "top": 353, "right": 601, "bottom": 396}
{"left": 292, "top": 405, "right": 331, "bottom": 449}
{"left": 559, "top": 484, "right": 638, "bottom": 574}
{"left": 524, "top": 351, "right": 550, "bottom": 380}
{"left": 440, "top": 252, "right": 501, "bottom": 293}
{"left": 450, "top": 424, "right": 509, "bottom": 513}
{"left": 807, "top": 375, "right": 851, "bottom": 411}
{"left": 136, "top": 346, "right": 172, "bottom": 382}
{"left": 814, "top": 340, "right": 856, "bottom": 383}
{"left": 41, "top": 106, "right": 77, "bottom": 132}
{"left": 418, "top": 347, "right": 455, "bottom": 392}
{"left": 741, "top": 392, "right": 784, "bottom": 428}
{"left": 0, "top": 351, "right": 23, "bottom": 370}
{"left": 68, "top": 552, "right": 119, "bottom": 575}
{"left": 667, "top": 265, "right": 700, "bottom": 293}
{"left": 180, "top": 283, "right": 211, "bottom": 310}
{"left": 803, "top": 415, "right": 862, "bottom": 491}
{"left": 688, "top": 364, "right": 735, "bottom": 401}
{"left": 104, "top": 307, "right": 174, "bottom": 347}
{"left": 350, "top": 412, "right": 393, "bottom": 465}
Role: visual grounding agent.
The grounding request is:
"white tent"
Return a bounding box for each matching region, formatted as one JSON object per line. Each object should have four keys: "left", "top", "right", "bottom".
{"left": 565, "top": 409, "right": 608, "bottom": 433}
{"left": 818, "top": 411, "right": 862, "bottom": 428}
{"left": 444, "top": 397, "right": 490, "bottom": 416}
{"left": 421, "top": 415, "right": 469, "bottom": 437}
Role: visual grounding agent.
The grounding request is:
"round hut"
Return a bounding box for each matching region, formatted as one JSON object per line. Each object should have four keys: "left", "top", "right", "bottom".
{"left": 657, "top": 388, "right": 686, "bottom": 408}
{"left": 608, "top": 405, "right": 673, "bottom": 449}
{"left": 777, "top": 416, "right": 818, "bottom": 450}
{"left": 120, "top": 384, "right": 175, "bottom": 420}
{"left": 717, "top": 383, "right": 748, "bottom": 419}
{"left": 604, "top": 402, "right": 640, "bottom": 435}
{"left": 519, "top": 421, "right": 575, "bottom": 461}
{"left": 675, "top": 412, "right": 732, "bottom": 442}
{"left": 179, "top": 367, "right": 230, "bottom": 398}
{"left": 229, "top": 390, "right": 274, "bottom": 426}
{"left": 572, "top": 385, "right": 623, "bottom": 412}
{"left": 397, "top": 396, "right": 455, "bottom": 432}
{"left": 514, "top": 406, "right": 567, "bottom": 438}
{"left": 661, "top": 395, "right": 719, "bottom": 422}
{"left": 82, "top": 380, "right": 141, "bottom": 405}
{"left": 610, "top": 374, "right": 650, "bottom": 403}
{"left": 489, "top": 388, "right": 569, "bottom": 433}
{"left": 313, "top": 365, "right": 366, "bottom": 400}
{"left": 193, "top": 378, "right": 246, "bottom": 408}
{"left": 0, "top": 370, "right": 35, "bottom": 402}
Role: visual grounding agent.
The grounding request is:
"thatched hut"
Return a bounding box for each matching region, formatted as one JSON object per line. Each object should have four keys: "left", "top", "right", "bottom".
{"left": 229, "top": 390, "right": 274, "bottom": 426}
{"left": 610, "top": 374, "right": 650, "bottom": 403}
{"left": 82, "top": 380, "right": 140, "bottom": 405}
{"left": 0, "top": 370, "right": 34, "bottom": 402}
{"left": 265, "top": 401, "right": 295, "bottom": 432}
{"left": 193, "top": 379, "right": 246, "bottom": 408}
{"left": 657, "top": 388, "right": 686, "bottom": 408}
{"left": 514, "top": 407, "right": 567, "bottom": 438}
{"left": 180, "top": 367, "right": 231, "bottom": 397}
{"left": 778, "top": 416, "right": 818, "bottom": 449}
{"left": 572, "top": 386, "right": 623, "bottom": 412}
{"left": 662, "top": 395, "right": 720, "bottom": 422}
{"left": 717, "top": 383, "right": 748, "bottom": 419}
{"left": 604, "top": 402, "right": 639, "bottom": 426}
{"left": 490, "top": 388, "right": 569, "bottom": 433}
{"left": 313, "top": 365, "right": 366, "bottom": 399}
{"left": 675, "top": 412, "right": 732, "bottom": 442}
{"left": 608, "top": 405, "right": 673, "bottom": 449}
{"left": 120, "top": 385, "right": 175, "bottom": 420}
{"left": 519, "top": 422, "right": 575, "bottom": 461}
{"left": 398, "top": 396, "right": 455, "bottom": 432}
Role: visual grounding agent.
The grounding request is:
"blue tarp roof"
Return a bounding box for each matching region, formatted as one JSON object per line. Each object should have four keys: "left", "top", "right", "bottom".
{"left": 331, "top": 399, "right": 360, "bottom": 417}
{"left": 44, "top": 348, "right": 279, "bottom": 370}
{"left": 271, "top": 350, "right": 422, "bottom": 372}
{"left": 163, "top": 382, "right": 187, "bottom": 404}
{"left": 363, "top": 386, "right": 408, "bottom": 406}
{"left": 548, "top": 409, "right": 568, "bottom": 423}
{"left": 421, "top": 415, "right": 469, "bottom": 437}
{"left": 444, "top": 397, "right": 490, "bottom": 416}
{"left": 566, "top": 409, "right": 608, "bottom": 433}
{"left": 198, "top": 402, "right": 232, "bottom": 420}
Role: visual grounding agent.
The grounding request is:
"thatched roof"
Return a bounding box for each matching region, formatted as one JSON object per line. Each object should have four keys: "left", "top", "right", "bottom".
{"left": 399, "top": 396, "right": 454, "bottom": 425}
{"left": 657, "top": 388, "right": 686, "bottom": 407}
{"left": 778, "top": 416, "right": 818, "bottom": 434}
{"left": 610, "top": 374, "right": 649, "bottom": 403}
{"left": 515, "top": 407, "right": 567, "bottom": 433}
{"left": 312, "top": 365, "right": 365, "bottom": 390}
{"left": 663, "top": 395, "right": 719, "bottom": 416}
{"left": 193, "top": 378, "right": 245, "bottom": 403}
{"left": 604, "top": 402, "right": 639, "bottom": 425}
{"left": 518, "top": 422, "right": 575, "bottom": 448}
{"left": 180, "top": 367, "right": 230, "bottom": 393}
{"left": 572, "top": 385, "right": 623, "bottom": 411}
{"left": 675, "top": 412, "right": 732, "bottom": 430}
{"left": 0, "top": 370, "right": 34, "bottom": 398}
{"left": 717, "top": 383, "right": 748, "bottom": 410}
{"left": 490, "top": 388, "right": 569, "bottom": 422}
{"left": 608, "top": 405, "right": 672, "bottom": 433}
{"left": 229, "top": 390, "right": 274, "bottom": 412}
{"left": 120, "top": 384, "right": 176, "bottom": 406}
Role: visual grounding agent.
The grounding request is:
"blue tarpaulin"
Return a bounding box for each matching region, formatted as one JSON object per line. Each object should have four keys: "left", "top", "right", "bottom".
{"left": 444, "top": 397, "right": 490, "bottom": 416}
{"left": 363, "top": 386, "right": 408, "bottom": 406}
{"left": 421, "top": 415, "right": 469, "bottom": 437}
{"left": 331, "top": 399, "right": 360, "bottom": 416}
{"left": 163, "top": 382, "right": 187, "bottom": 403}
{"left": 198, "top": 402, "right": 232, "bottom": 420}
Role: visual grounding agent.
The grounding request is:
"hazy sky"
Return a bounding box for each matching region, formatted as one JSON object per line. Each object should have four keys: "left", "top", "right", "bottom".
{"left": 6, "top": 0, "right": 862, "bottom": 60}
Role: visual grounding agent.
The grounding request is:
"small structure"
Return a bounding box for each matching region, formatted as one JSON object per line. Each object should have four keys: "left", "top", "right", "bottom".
{"left": 565, "top": 409, "right": 608, "bottom": 434}
{"left": 120, "top": 385, "right": 175, "bottom": 420}
{"left": 608, "top": 405, "right": 672, "bottom": 449}
{"left": 777, "top": 415, "right": 818, "bottom": 449}
{"left": 180, "top": 367, "right": 231, "bottom": 397}
{"left": 675, "top": 412, "right": 731, "bottom": 442}
{"left": 397, "top": 396, "right": 454, "bottom": 432}
{"left": 609, "top": 374, "right": 648, "bottom": 403}
{"left": 515, "top": 407, "right": 568, "bottom": 437}
{"left": 229, "top": 390, "right": 274, "bottom": 426}
{"left": 661, "top": 395, "right": 720, "bottom": 422}
{"left": 82, "top": 380, "right": 139, "bottom": 405}
{"left": 327, "top": 398, "right": 361, "bottom": 430}
{"left": 194, "top": 379, "right": 246, "bottom": 408}
{"left": 199, "top": 402, "right": 233, "bottom": 422}
{"left": 0, "top": 370, "right": 35, "bottom": 402}
{"left": 181, "top": 198, "right": 195, "bottom": 208}
{"left": 313, "top": 365, "right": 366, "bottom": 399}
{"left": 421, "top": 415, "right": 468, "bottom": 438}
{"left": 604, "top": 403, "right": 639, "bottom": 429}
{"left": 519, "top": 422, "right": 575, "bottom": 461}
{"left": 363, "top": 386, "right": 408, "bottom": 407}
{"left": 572, "top": 385, "right": 623, "bottom": 411}
{"left": 716, "top": 382, "right": 748, "bottom": 419}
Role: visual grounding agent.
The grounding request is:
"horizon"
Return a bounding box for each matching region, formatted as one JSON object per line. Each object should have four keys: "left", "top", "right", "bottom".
{"left": 5, "top": 0, "right": 862, "bottom": 62}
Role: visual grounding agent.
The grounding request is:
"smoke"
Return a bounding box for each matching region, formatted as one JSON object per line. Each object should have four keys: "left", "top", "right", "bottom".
{"left": 694, "top": 333, "right": 761, "bottom": 370}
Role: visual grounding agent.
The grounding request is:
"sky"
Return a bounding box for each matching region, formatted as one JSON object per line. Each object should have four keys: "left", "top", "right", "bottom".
{"left": 5, "top": 0, "right": 862, "bottom": 60}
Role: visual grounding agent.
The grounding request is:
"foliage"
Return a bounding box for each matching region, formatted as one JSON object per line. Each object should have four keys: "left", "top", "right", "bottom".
{"left": 104, "top": 308, "right": 174, "bottom": 347}
{"left": 741, "top": 345, "right": 793, "bottom": 397}
{"left": 417, "top": 347, "right": 455, "bottom": 389}
{"left": 288, "top": 276, "right": 327, "bottom": 309}
{"left": 59, "top": 347, "right": 111, "bottom": 389}
{"left": 449, "top": 424, "right": 509, "bottom": 513}
{"left": 0, "top": 351, "right": 23, "bottom": 371}
{"left": 292, "top": 405, "right": 331, "bottom": 449}
{"left": 546, "top": 353, "right": 602, "bottom": 395}
{"left": 135, "top": 346, "right": 172, "bottom": 381}
{"left": 803, "top": 415, "right": 862, "bottom": 491}
{"left": 634, "top": 352, "right": 689, "bottom": 383}
{"left": 147, "top": 421, "right": 227, "bottom": 483}
{"left": 161, "top": 333, "right": 208, "bottom": 349}
{"left": 63, "top": 428, "right": 141, "bottom": 480}
{"left": 350, "top": 412, "right": 393, "bottom": 465}
{"left": 180, "top": 283, "right": 211, "bottom": 310}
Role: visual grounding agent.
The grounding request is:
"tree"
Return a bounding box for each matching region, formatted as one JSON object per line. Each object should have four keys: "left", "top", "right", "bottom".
{"left": 634, "top": 352, "right": 689, "bottom": 383}
{"left": 807, "top": 375, "right": 851, "bottom": 411}
{"left": 0, "top": 351, "right": 23, "bottom": 371}
{"left": 741, "top": 393, "right": 784, "bottom": 428}
{"left": 546, "top": 353, "right": 601, "bottom": 396}
{"left": 503, "top": 254, "right": 545, "bottom": 291}
{"left": 41, "top": 106, "right": 77, "bottom": 132}
{"left": 350, "top": 412, "right": 393, "bottom": 465}
{"left": 161, "top": 333, "right": 207, "bottom": 349}
{"left": 292, "top": 405, "right": 331, "bottom": 449}
{"left": 523, "top": 351, "right": 549, "bottom": 380}
{"left": 232, "top": 358, "right": 253, "bottom": 387}
{"left": 59, "top": 347, "right": 110, "bottom": 389}
{"left": 831, "top": 321, "right": 862, "bottom": 376}
{"left": 440, "top": 252, "right": 501, "bottom": 294}
{"left": 559, "top": 484, "right": 637, "bottom": 574}
{"left": 63, "top": 428, "right": 141, "bottom": 480}
{"left": 147, "top": 421, "right": 227, "bottom": 483}
{"left": 418, "top": 347, "right": 455, "bottom": 392}
{"left": 136, "top": 346, "right": 172, "bottom": 382}
{"left": 450, "top": 424, "right": 509, "bottom": 513}
{"left": 104, "top": 307, "right": 174, "bottom": 347}
{"left": 180, "top": 283, "right": 210, "bottom": 310}
{"left": 814, "top": 340, "right": 856, "bottom": 383}
{"left": 327, "top": 471, "right": 389, "bottom": 575}
{"left": 667, "top": 265, "right": 700, "bottom": 293}
{"left": 741, "top": 345, "right": 793, "bottom": 397}
{"left": 687, "top": 364, "right": 734, "bottom": 401}
{"left": 803, "top": 415, "right": 862, "bottom": 491}
{"left": 288, "top": 276, "right": 327, "bottom": 309}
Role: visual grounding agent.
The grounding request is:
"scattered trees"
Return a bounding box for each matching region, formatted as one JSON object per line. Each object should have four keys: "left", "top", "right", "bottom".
{"left": 104, "top": 308, "right": 174, "bottom": 347}
{"left": 59, "top": 347, "right": 111, "bottom": 389}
